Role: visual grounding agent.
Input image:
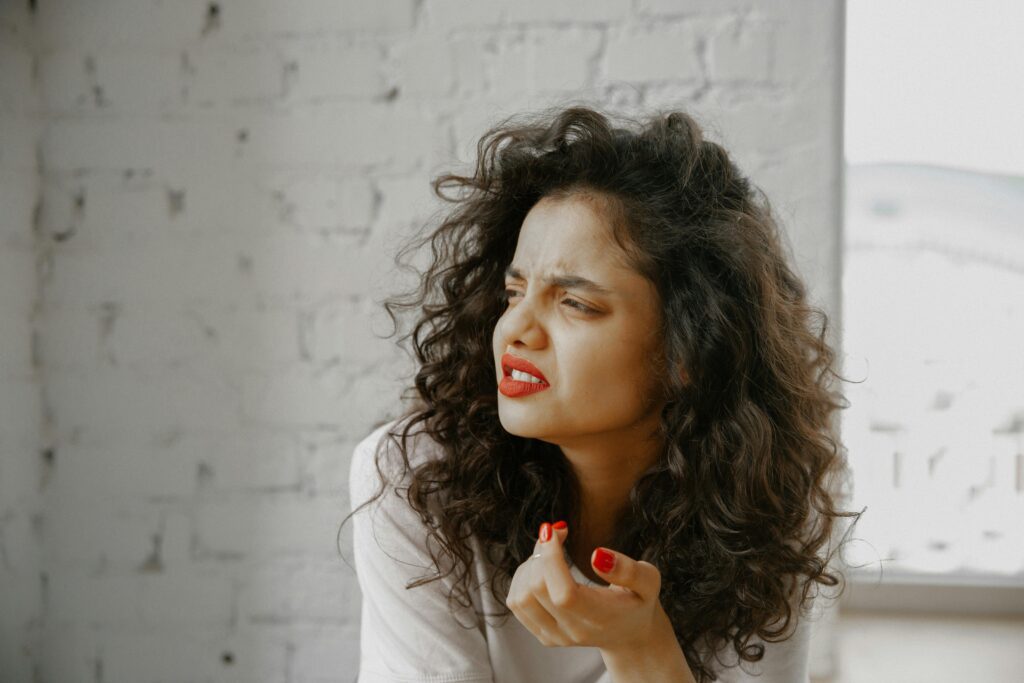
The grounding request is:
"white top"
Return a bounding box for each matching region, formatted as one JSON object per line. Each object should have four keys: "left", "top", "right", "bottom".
{"left": 349, "top": 418, "right": 814, "bottom": 683}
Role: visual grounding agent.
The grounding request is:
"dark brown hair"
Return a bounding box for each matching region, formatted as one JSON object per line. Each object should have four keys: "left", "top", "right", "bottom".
{"left": 339, "top": 103, "right": 862, "bottom": 682}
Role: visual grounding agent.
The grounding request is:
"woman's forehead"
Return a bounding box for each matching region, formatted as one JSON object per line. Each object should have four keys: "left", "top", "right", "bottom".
{"left": 516, "top": 196, "right": 621, "bottom": 264}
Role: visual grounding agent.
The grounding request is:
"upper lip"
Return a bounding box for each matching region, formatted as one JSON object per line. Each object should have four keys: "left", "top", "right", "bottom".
{"left": 501, "top": 353, "right": 549, "bottom": 384}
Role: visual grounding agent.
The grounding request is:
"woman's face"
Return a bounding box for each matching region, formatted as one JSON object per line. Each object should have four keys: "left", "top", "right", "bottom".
{"left": 492, "top": 192, "right": 666, "bottom": 444}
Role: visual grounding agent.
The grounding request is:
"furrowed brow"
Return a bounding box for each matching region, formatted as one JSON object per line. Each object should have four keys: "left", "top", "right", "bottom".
{"left": 504, "top": 265, "right": 614, "bottom": 296}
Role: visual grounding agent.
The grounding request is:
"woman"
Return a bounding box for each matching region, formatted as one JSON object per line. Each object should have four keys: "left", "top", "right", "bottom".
{"left": 341, "top": 105, "right": 860, "bottom": 683}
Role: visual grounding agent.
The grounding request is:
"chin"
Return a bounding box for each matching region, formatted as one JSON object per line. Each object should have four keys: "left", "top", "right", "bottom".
{"left": 497, "top": 407, "right": 538, "bottom": 436}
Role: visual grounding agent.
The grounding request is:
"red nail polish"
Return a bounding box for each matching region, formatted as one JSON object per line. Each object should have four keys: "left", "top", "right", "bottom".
{"left": 539, "top": 522, "right": 551, "bottom": 542}
{"left": 592, "top": 547, "right": 615, "bottom": 573}
{"left": 552, "top": 520, "right": 567, "bottom": 530}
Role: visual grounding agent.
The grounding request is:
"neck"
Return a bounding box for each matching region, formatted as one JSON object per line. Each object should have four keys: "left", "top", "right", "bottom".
{"left": 557, "top": 414, "right": 664, "bottom": 555}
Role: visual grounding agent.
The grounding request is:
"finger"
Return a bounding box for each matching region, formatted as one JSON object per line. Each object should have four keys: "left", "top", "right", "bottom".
{"left": 516, "top": 592, "right": 566, "bottom": 646}
{"left": 591, "top": 547, "right": 661, "bottom": 603}
{"left": 533, "top": 522, "right": 600, "bottom": 639}
{"left": 536, "top": 522, "right": 577, "bottom": 606}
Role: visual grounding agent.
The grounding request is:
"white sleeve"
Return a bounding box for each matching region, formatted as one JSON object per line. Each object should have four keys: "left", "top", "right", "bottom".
{"left": 713, "top": 600, "right": 815, "bottom": 683}
{"left": 349, "top": 423, "right": 494, "bottom": 683}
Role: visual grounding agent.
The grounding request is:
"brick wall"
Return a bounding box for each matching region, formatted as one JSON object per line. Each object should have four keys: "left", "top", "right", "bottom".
{"left": 1, "top": 3, "right": 45, "bottom": 681}
{"left": 0, "top": 1, "right": 844, "bottom": 680}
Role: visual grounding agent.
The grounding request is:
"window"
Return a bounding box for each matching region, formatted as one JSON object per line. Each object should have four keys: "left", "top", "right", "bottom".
{"left": 841, "top": 0, "right": 1024, "bottom": 612}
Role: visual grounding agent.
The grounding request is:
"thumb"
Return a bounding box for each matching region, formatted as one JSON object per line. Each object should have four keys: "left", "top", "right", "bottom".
{"left": 552, "top": 520, "right": 568, "bottom": 544}
{"left": 591, "top": 547, "right": 661, "bottom": 602}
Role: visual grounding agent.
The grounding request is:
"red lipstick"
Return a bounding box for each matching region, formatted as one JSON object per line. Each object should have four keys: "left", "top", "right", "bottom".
{"left": 499, "top": 353, "right": 551, "bottom": 398}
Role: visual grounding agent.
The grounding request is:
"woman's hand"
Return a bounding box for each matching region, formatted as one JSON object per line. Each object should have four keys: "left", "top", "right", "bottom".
{"left": 506, "top": 521, "right": 669, "bottom": 653}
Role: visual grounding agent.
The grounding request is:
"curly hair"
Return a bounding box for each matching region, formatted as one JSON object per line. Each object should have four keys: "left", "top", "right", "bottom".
{"left": 339, "top": 103, "right": 862, "bottom": 682}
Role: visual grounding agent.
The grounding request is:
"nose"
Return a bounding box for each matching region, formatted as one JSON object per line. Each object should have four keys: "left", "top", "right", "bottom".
{"left": 497, "top": 291, "right": 547, "bottom": 349}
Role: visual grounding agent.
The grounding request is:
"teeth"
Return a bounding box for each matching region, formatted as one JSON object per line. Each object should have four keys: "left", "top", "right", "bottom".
{"left": 510, "top": 369, "right": 543, "bottom": 384}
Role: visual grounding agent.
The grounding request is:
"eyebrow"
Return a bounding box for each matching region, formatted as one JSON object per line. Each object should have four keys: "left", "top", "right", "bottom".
{"left": 504, "top": 265, "right": 614, "bottom": 296}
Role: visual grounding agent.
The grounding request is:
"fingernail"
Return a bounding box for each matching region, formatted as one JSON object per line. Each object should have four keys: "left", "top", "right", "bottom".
{"left": 539, "top": 522, "right": 551, "bottom": 542}
{"left": 552, "top": 520, "right": 567, "bottom": 530}
{"left": 592, "top": 547, "right": 615, "bottom": 573}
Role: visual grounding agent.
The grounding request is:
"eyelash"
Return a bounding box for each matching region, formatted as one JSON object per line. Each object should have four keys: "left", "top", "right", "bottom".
{"left": 501, "top": 288, "right": 597, "bottom": 314}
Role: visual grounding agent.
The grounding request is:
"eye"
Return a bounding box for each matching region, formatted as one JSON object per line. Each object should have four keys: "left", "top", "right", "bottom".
{"left": 501, "top": 288, "right": 597, "bottom": 314}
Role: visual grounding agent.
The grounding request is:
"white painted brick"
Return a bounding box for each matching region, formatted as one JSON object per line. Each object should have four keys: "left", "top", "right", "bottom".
{"left": 214, "top": 0, "right": 416, "bottom": 39}
{"left": 117, "top": 229, "right": 385, "bottom": 307}
{"left": 0, "top": 578, "right": 38, "bottom": 682}
{"left": 35, "top": 0, "right": 204, "bottom": 51}
{"left": 47, "top": 572, "right": 142, "bottom": 626}
{"left": 48, "top": 168, "right": 279, "bottom": 243}
{"left": 0, "top": 249, "right": 34, "bottom": 319}
{"left": 485, "top": 37, "right": 532, "bottom": 96}
{"left": 34, "top": 626, "right": 104, "bottom": 683}
{"left": 42, "top": 118, "right": 235, "bottom": 175}
{"left": 100, "top": 629, "right": 290, "bottom": 683}
{"left": 286, "top": 41, "right": 387, "bottom": 101}
{"left": 46, "top": 442, "right": 195, "bottom": 505}
{"left": 506, "top": 0, "right": 630, "bottom": 24}
{"left": 706, "top": 92, "right": 823, "bottom": 155}
{"left": 298, "top": 430, "right": 361, "bottom": 500}
{"left": 45, "top": 231, "right": 251, "bottom": 307}
{"left": 308, "top": 296, "right": 400, "bottom": 366}
{"left": 771, "top": 1, "right": 840, "bottom": 85}
{"left": 241, "top": 365, "right": 350, "bottom": 428}
{"left": 46, "top": 368, "right": 241, "bottom": 444}
{"left": 185, "top": 303, "right": 304, "bottom": 371}
{"left": 531, "top": 28, "right": 603, "bottom": 92}
{"left": 201, "top": 429, "right": 303, "bottom": 492}
{"left": 270, "top": 172, "right": 376, "bottom": 231}
{"left": 393, "top": 36, "right": 457, "bottom": 97}
{"left": 194, "top": 495, "right": 350, "bottom": 558}
{"left": 42, "top": 498, "right": 158, "bottom": 570}
{"left": 636, "top": 0, "right": 752, "bottom": 18}
{"left": 41, "top": 301, "right": 306, "bottom": 373}
{"left": 48, "top": 571, "right": 232, "bottom": 634}
{"left": 242, "top": 104, "right": 437, "bottom": 170}
{"left": 0, "top": 379, "right": 40, "bottom": 450}
{"left": 238, "top": 558, "right": 361, "bottom": 622}
{"left": 35, "top": 179, "right": 73, "bottom": 243}
{"left": 0, "top": 115, "right": 39, "bottom": 171}
{"left": 605, "top": 25, "right": 702, "bottom": 83}
{"left": 334, "top": 369, "right": 411, "bottom": 436}
{"left": 0, "top": 170, "right": 38, "bottom": 245}
{"left": 486, "top": 28, "right": 604, "bottom": 95}
{"left": 0, "top": 448, "right": 43, "bottom": 532}
{"left": 39, "top": 50, "right": 184, "bottom": 114}
{"left": 450, "top": 36, "right": 490, "bottom": 96}
{"left": 0, "top": 40, "right": 34, "bottom": 114}
{"left": 450, "top": 99, "right": 527, "bottom": 165}
{"left": 421, "top": 1, "right": 509, "bottom": 30}
{"left": 0, "top": 509, "right": 42, "bottom": 577}
{"left": 292, "top": 624, "right": 362, "bottom": 677}
{"left": 374, "top": 173, "right": 442, "bottom": 227}
{"left": 188, "top": 45, "right": 290, "bottom": 105}
{"left": 158, "top": 510, "right": 192, "bottom": 567}
{"left": 137, "top": 573, "right": 233, "bottom": 626}
{"left": 709, "top": 20, "right": 773, "bottom": 82}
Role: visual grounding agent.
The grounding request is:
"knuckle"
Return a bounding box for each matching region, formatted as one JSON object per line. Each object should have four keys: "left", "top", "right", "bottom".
{"left": 564, "top": 626, "right": 585, "bottom": 646}
{"left": 639, "top": 561, "right": 661, "bottom": 588}
{"left": 550, "top": 587, "right": 576, "bottom": 609}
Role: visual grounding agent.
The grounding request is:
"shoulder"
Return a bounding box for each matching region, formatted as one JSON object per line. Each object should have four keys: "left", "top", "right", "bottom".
{"left": 349, "top": 414, "right": 447, "bottom": 511}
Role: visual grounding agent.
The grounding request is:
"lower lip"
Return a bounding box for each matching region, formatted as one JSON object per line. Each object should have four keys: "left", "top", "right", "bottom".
{"left": 499, "top": 375, "right": 551, "bottom": 397}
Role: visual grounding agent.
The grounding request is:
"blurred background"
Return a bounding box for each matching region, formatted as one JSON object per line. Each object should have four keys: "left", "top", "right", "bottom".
{"left": 0, "top": 0, "right": 1020, "bottom": 681}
